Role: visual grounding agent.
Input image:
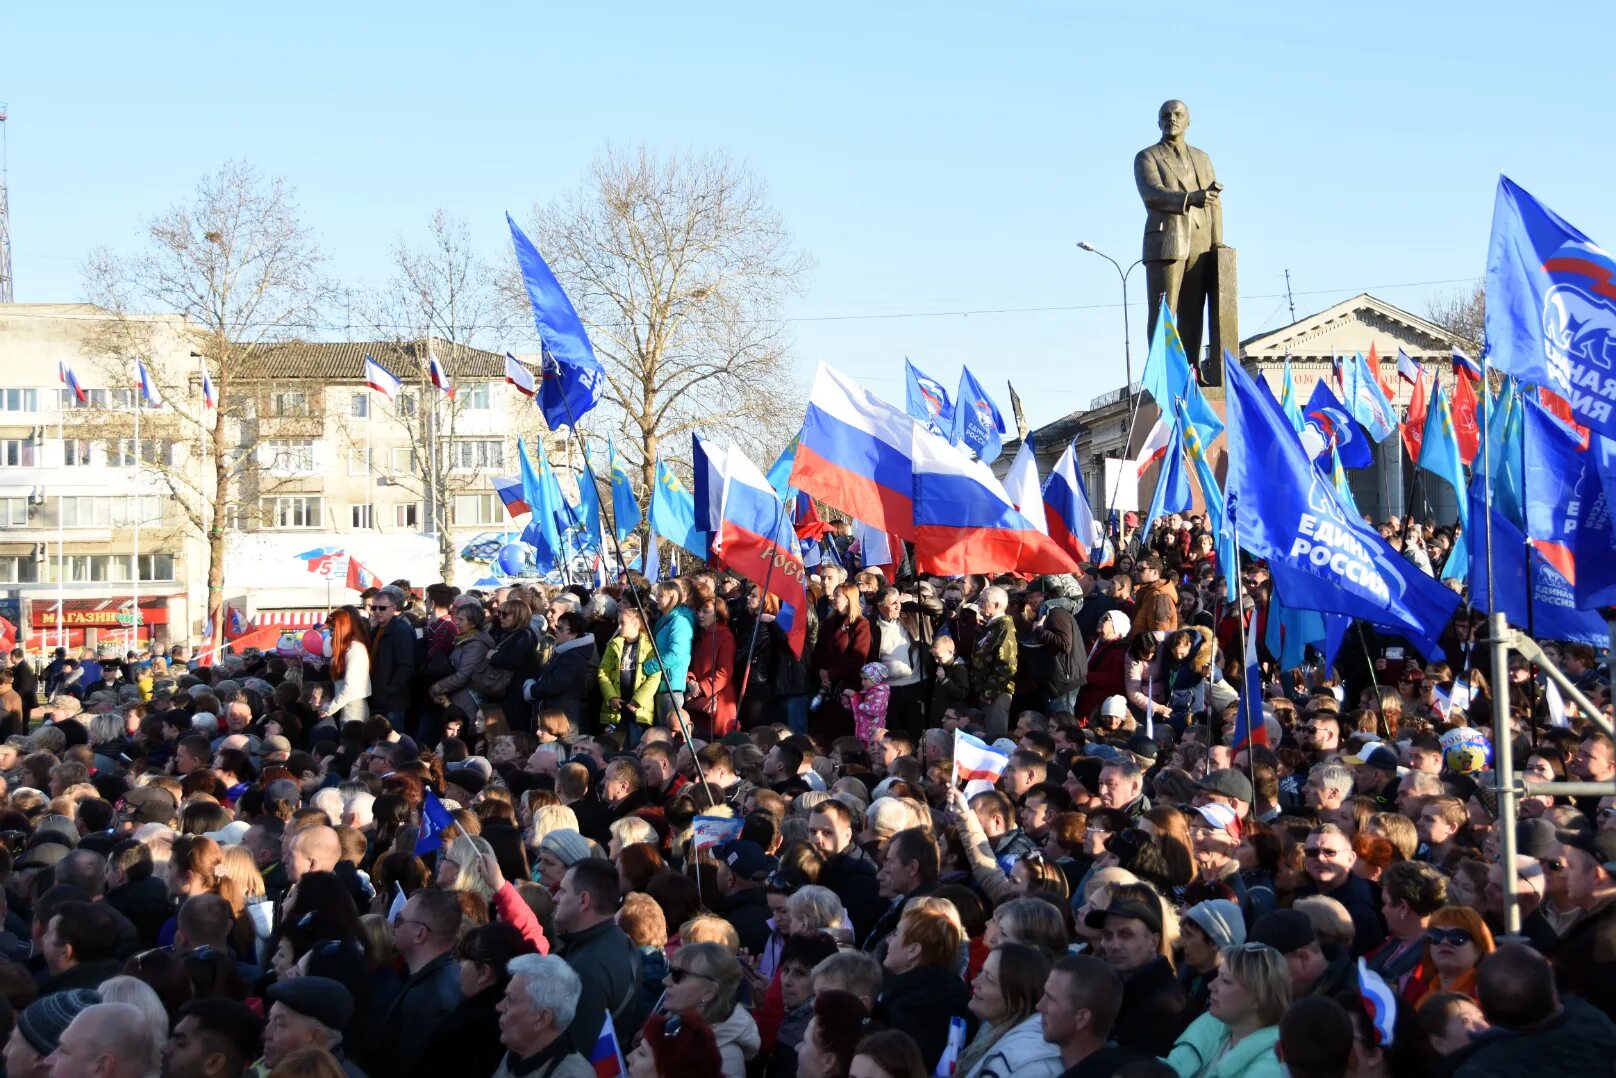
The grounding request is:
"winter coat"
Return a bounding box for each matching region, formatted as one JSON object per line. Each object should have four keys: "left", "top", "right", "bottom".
{"left": 645, "top": 605, "right": 696, "bottom": 688}
{"left": 596, "top": 633, "right": 662, "bottom": 728}
{"left": 429, "top": 630, "right": 495, "bottom": 718}
{"left": 325, "top": 641, "right": 372, "bottom": 724}
{"left": 1163, "top": 1012, "right": 1283, "bottom": 1078}
{"left": 556, "top": 918, "right": 644, "bottom": 1054}
{"left": 525, "top": 635, "right": 597, "bottom": 732}
{"left": 408, "top": 983, "right": 504, "bottom": 1078}
{"left": 1076, "top": 637, "right": 1127, "bottom": 718}
{"left": 105, "top": 875, "right": 174, "bottom": 949}
{"left": 687, "top": 624, "right": 739, "bottom": 736}
{"left": 1551, "top": 897, "right": 1616, "bottom": 1017}
{"left": 819, "top": 844, "right": 886, "bottom": 944}
{"left": 929, "top": 659, "right": 972, "bottom": 725}
{"left": 1027, "top": 603, "right": 1086, "bottom": 698}
{"left": 722, "top": 886, "right": 775, "bottom": 957}
{"left": 1132, "top": 579, "right": 1180, "bottom": 634}
{"left": 709, "top": 1005, "right": 761, "bottom": 1078}
{"left": 875, "top": 964, "right": 976, "bottom": 1075}
{"left": 812, "top": 612, "right": 872, "bottom": 694}
{"left": 959, "top": 1013, "right": 1063, "bottom": 1078}
{"left": 1450, "top": 996, "right": 1616, "bottom": 1078}
{"left": 368, "top": 615, "right": 417, "bottom": 713}
{"left": 970, "top": 614, "right": 1017, "bottom": 700}
{"left": 372, "top": 952, "right": 463, "bottom": 1076}
{"left": 488, "top": 623, "right": 542, "bottom": 725}
{"left": 1112, "top": 955, "right": 1191, "bottom": 1058}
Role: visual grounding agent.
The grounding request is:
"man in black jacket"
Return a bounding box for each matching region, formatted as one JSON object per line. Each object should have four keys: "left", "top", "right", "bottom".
{"left": 1451, "top": 943, "right": 1616, "bottom": 1078}
{"left": 807, "top": 801, "right": 885, "bottom": 942}
{"left": 553, "top": 859, "right": 644, "bottom": 1052}
{"left": 713, "top": 839, "right": 775, "bottom": 956}
{"left": 864, "top": 827, "right": 938, "bottom": 960}
{"left": 523, "top": 611, "right": 597, "bottom": 738}
{"left": 876, "top": 904, "right": 975, "bottom": 1074}
{"left": 366, "top": 586, "right": 416, "bottom": 728}
{"left": 9, "top": 649, "right": 36, "bottom": 727}
{"left": 1026, "top": 594, "right": 1086, "bottom": 713}
{"left": 1086, "top": 897, "right": 1189, "bottom": 1057}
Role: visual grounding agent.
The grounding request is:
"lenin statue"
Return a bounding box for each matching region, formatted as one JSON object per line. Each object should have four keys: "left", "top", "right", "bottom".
{"left": 1135, "top": 99, "right": 1226, "bottom": 385}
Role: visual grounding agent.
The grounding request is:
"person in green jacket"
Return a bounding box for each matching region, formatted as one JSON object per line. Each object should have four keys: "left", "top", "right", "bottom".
{"left": 597, "top": 606, "right": 663, "bottom": 748}
{"left": 1163, "top": 943, "right": 1291, "bottom": 1078}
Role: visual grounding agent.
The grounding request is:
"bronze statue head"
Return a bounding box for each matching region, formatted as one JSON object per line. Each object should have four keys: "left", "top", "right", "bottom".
{"left": 1158, "top": 100, "right": 1190, "bottom": 139}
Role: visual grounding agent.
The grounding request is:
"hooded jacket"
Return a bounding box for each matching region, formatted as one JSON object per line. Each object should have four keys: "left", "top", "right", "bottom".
{"left": 959, "top": 1013, "right": 1063, "bottom": 1078}
{"left": 525, "top": 635, "right": 598, "bottom": 730}
{"left": 597, "top": 633, "right": 662, "bottom": 727}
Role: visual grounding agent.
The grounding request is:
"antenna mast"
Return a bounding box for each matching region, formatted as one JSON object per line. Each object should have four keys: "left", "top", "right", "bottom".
{"left": 1283, "top": 268, "right": 1296, "bottom": 324}
{"left": 0, "top": 103, "right": 12, "bottom": 303}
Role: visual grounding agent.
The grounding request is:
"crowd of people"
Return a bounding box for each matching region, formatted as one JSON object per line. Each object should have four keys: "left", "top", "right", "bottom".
{"left": 0, "top": 508, "right": 1609, "bottom": 1078}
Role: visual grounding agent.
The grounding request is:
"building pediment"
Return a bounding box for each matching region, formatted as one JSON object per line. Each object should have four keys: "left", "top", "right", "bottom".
{"left": 1240, "top": 292, "right": 1472, "bottom": 360}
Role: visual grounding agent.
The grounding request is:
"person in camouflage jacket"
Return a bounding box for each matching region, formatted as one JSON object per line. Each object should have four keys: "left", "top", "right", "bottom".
{"left": 969, "top": 586, "right": 1017, "bottom": 737}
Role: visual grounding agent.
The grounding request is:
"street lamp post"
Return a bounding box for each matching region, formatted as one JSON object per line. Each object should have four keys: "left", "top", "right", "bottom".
{"left": 1079, "top": 242, "right": 1146, "bottom": 560}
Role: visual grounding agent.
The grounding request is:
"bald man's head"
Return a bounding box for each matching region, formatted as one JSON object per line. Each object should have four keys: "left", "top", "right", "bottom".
{"left": 286, "top": 825, "right": 341, "bottom": 883}
{"left": 51, "top": 1002, "right": 153, "bottom": 1078}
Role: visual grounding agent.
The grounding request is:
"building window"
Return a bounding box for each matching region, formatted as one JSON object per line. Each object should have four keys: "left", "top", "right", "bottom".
{"left": 397, "top": 391, "right": 418, "bottom": 418}
{"left": 388, "top": 447, "right": 419, "bottom": 474}
{"left": 452, "top": 493, "right": 501, "bottom": 526}
{"left": 138, "top": 553, "right": 175, "bottom": 581}
{"left": 0, "top": 389, "right": 37, "bottom": 412}
{"left": 140, "top": 440, "right": 175, "bottom": 467}
{"left": 107, "top": 439, "right": 137, "bottom": 468}
{"left": 265, "top": 440, "right": 316, "bottom": 473}
{"left": 271, "top": 391, "right": 310, "bottom": 417}
{"left": 59, "top": 496, "right": 160, "bottom": 528}
{"left": 463, "top": 382, "right": 492, "bottom": 410}
{"left": 60, "top": 497, "right": 111, "bottom": 528}
{"left": 0, "top": 499, "right": 27, "bottom": 527}
{"left": 62, "top": 439, "right": 93, "bottom": 467}
{"left": 350, "top": 393, "right": 369, "bottom": 419}
{"left": 394, "top": 503, "right": 420, "bottom": 529}
{"left": 350, "top": 504, "right": 374, "bottom": 529}
{"left": 447, "top": 440, "right": 504, "bottom": 471}
{"left": 0, "top": 440, "right": 35, "bottom": 468}
{"left": 347, "top": 448, "right": 372, "bottom": 476}
{"left": 223, "top": 504, "right": 246, "bottom": 532}
{"left": 0, "top": 557, "right": 39, "bottom": 583}
{"left": 263, "top": 496, "right": 322, "bottom": 529}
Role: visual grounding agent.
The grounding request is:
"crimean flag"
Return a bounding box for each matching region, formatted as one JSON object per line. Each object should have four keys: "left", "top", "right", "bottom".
{"left": 504, "top": 353, "right": 536, "bottom": 397}
{"left": 363, "top": 356, "right": 402, "bottom": 403}
{"left": 953, "top": 731, "right": 1009, "bottom": 784}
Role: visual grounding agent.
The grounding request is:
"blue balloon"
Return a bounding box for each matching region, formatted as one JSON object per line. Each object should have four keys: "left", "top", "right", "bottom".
{"left": 495, "top": 543, "right": 528, "bottom": 576}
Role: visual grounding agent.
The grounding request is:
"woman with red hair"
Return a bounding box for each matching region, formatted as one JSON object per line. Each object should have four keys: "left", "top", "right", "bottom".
{"left": 1409, "top": 905, "right": 1496, "bottom": 1007}
{"left": 319, "top": 605, "right": 372, "bottom": 725}
{"left": 627, "top": 1011, "right": 723, "bottom": 1077}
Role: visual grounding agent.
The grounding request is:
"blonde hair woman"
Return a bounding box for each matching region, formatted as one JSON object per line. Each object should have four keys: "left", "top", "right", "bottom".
{"left": 786, "top": 885, "right": 851, "bottom": 946}
{"left": 1163, "top": 943, "right": 1292, "bottom": 1078}
{"left": 662, "top": 941, "right": 759, "bottom": 1078}
{"left": 437, "top": 834, "right": 496, "bottom": 899}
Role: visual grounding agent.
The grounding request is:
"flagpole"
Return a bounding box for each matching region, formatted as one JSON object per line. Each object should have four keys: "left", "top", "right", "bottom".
{"left": 1479, "top": 349, "right": 1496, "bottom": 618}
{"left": 1515, "top": 383, "right": 1534, "bottom": 639}
{"left": 56, "top": 389, "right": 65, "bottom": 653}
{"left": 539, "top": 364, "right": 713, "bottom": 802}
{"left": 366, "top": 390, "right": 374, "bottom": 532}
{"left": 132, "top": 384, "right": 141, "bottom": 655}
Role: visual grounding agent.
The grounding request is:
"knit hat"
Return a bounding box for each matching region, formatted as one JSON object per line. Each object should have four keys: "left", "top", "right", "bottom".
{"left": 538, "top": 828, "right": 591, "bottom": 868}
{"left": 1100, "top": 610, "right": 1131, "bottom": 638}
{"left": 1184, "top": 899, "right": 1246, "bottom": 950}
{"left": 18, "top": 989, "right": 101, "bottom": 1055}
{"left": 859, "top": 663, "right": 888, "bottom": 685}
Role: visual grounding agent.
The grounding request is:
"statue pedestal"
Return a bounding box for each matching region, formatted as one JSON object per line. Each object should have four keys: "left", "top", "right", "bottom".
{"left": 1205, "top": 245, "right": 1239, "bottom": 386}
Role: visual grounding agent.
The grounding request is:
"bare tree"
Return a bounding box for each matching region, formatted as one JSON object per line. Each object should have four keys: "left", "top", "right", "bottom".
{"left": 341, "top": 210, "right": 530, "bottom": 580}
{"left": 510, "top": 146, "right": 810, "bottom": 505}
{"left": 1425, "top": 279, "right": 1484, "bottom": 351}
{"left": 83, "top": 160, "right": 325, "bottom": 653}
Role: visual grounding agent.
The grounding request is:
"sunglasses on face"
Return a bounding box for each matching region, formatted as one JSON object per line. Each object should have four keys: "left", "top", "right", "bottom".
{"left": 1304, "top": 846, "right": 1344, "bottom": 860}
{"left": 1425, "top": 928, "right": 1474, "bottom": 946}
{"left": 667, "top": 968, "right": 715, "bottom": 986}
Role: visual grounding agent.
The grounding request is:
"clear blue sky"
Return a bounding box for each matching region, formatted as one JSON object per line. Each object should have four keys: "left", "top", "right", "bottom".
{"left": 7, "top": 1, "right": 1616, "bottom": 431}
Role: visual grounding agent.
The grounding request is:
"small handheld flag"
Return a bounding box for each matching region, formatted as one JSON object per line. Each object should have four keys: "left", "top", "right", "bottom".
{"left": 691, "top": 815, "right": 744, "bottom": 851}
{"left": 363, "top": 356, "right": 402, "bottom": 403}
{"left": 933, "top": 1015, "right": 968, "bottom": 1077}
{"left": 1234, "top": 609, "right": 1270, "bottom": 750}
{"left": 588, "top": 1012, "right": 627, "bottom": 1078}
{"left": 427, "top": 351, "right": 454, "bottom": 398}
{"left": 953, "top": 731, "right": 1009, "bottom": 785}
{"left": 415, "top": 790, "right": 454, "bottom": 854}
{"left": 1356, "top": 959, "right": 1398, "bottom": 1047}
{"left": 1396, "top": 348, "right": 1421, "bottom": 384}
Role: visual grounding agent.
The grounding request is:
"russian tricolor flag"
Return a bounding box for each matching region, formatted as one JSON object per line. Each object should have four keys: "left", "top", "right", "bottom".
{"left": 1452, "top": 347, "right": 1483, "bottom": 382}
{"left": 428, "top": 351, "right": 454, "bottom": 398}
{"left": 364, "top": 356, "right": 401, "bottom": 403}
{"left": 588, "top": 1012, "right": 627, "bottom": 1078}
{"left": 200, "top": 362, "right": 216, "bottom": 410}
{"left": 59, "top": 361, "right": 86, "bottom": 404}
{"left": 791, "top": 363, "right": 916, "bottom": 538}
{"left": 504, "top": 353, "right": 536, "bottom": 397}
{"left": 954, "top": 730, "right": 1009, "bottom": 784}
{"left": 713, "top": 442, "right": 809, "bottom": 658}
{"left": 1044, "top": 440, "right": 1097, "bottom": 565}
{"left": 910, "top": 423, "right": 1079, "bottom": 576}
{"left": 135, "top": 358, "right": 162, "bottom": 407}
{"left": 493, "top": 476, "right": 530, "bottom": 517}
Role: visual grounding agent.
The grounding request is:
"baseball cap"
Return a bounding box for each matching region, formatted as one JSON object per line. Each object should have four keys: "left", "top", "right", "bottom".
{"left": 1343, "top": 744, "right": 1401, "bottom": 773}
{"left": 715, "top": 839, "right": 774, "bottom": 881}
{"left": 1083, "top": 898, "right": 1163, "bottom": 935}
{"left": 1196, "top": 769, "right": 1254, "bottom": 805}
{"left": 1192, "top": 802, "right": 1242, "bottom": 839}
{"left": 1126, "top": 735, "right": 1160, "bottom": 762}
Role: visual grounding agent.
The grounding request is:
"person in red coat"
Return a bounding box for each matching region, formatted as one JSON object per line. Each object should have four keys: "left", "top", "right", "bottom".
{"left": 811, "top": 582, "right": 872, "bottom": 736}
{"left": 1075, "top": 608, "right": 1132, "bottom": 720}
{"left": 686, "top": 597, "right": 739, "bottom": 738}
